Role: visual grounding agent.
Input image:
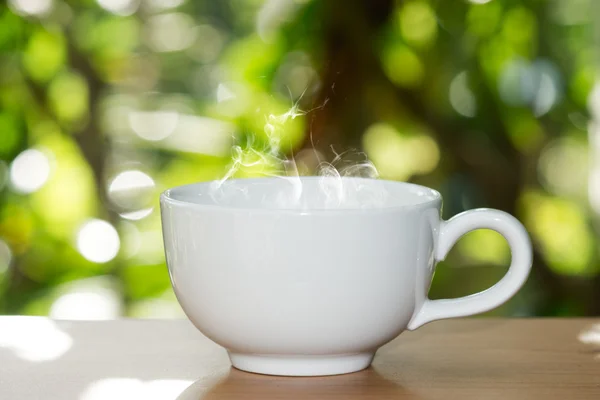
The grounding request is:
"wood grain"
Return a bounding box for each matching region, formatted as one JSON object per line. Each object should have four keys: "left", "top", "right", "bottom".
{"left": 181, "top": 319, "right": 600, "bottom": 400}
{"left": 0, "top": 318, "right": 598, "bottom": 399}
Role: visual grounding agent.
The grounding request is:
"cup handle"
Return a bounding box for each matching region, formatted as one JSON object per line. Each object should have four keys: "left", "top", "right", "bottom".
{"left": 407, "top": 208, "right": 533, "bottom": 330}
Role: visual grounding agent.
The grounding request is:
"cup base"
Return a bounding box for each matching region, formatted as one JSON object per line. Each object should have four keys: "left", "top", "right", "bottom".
{"left": 228, "top": 352, "right": 375, "bottom": 376}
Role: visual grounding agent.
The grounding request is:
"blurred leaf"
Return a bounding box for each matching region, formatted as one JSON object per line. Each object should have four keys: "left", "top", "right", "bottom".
{"left": 457, "top": 229, "right": 510, "bottom": 266}
{"left": 501, "top": 7, "right": 537, "bottom": 56}
{"left": 570, "top": 63, "right": 595, "bottom": 107}
{"left": 478, "top": 36, "right": 515, "bottom": 81}
{"left": 75, "top": 14, "right": 140, "bottom": 59}
{"left": 0, "top": 7, "right": 26, "bottom": 51}
{"left": 381, "top": 42, "right": 424, "bottom": 88}
{"left": 520, "top": 191, "right": 597, "bottom": 277}
{"left": 429, "top": 260, "right": 510, "bottom": 306}
{"left": 19, "top": 238, "right": 104, "bottom": 283}
{"left": 0, "top": 203, "right": 35, "bottom": 254}
{"left": 396, "top": 1, "right": 438, "bottom": 49}
{"left": 221, "top": 34, "right": 285, "bottom": 90}
{"left": 157, "top": 156, "right": 229, "bottom": 189}
{"left": 0, "top": 0, "right": 598, "bottom": 318}
{"left": 48, "top": 71, "right": 89, "bottom": 123}
{"left": 538, "top": 136, "right": 588, "bottom": 199}
{"left": 467, "top": 1, "right": 503, "bottom": 38}
{"left": 22, "top": 27, "right": 67, "bottom": 83}
{"left": 30, "top": 132, "right": 97, "bottom": 238}
{"left": 363, "top": 122, "right": 439, "bottom": 180}
{"left": 0, "top": 84, "right": 28, "bottom": 115}
{"left": 0, "top": 112, "right": 22, "bottom": 158}
{"left": 122, "top": 263, "right": 170, "bottom": 300}
{"left": 20, "top": 293, "right": 54, "bottom": 316}
{"left": 227, "top": 0, "right": 266, "bottom": 32}
{"left": 504, "top": 110, "right": 544, "bottom": 153}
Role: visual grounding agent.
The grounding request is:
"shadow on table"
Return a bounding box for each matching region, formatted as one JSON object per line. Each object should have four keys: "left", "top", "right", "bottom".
{"left": 177, "top": 367, "right": 419, "bottom": 400}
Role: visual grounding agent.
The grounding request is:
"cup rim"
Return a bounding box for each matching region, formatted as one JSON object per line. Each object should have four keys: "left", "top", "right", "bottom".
{"left": 160, "top": 176, "right": 442, "bottom": 215}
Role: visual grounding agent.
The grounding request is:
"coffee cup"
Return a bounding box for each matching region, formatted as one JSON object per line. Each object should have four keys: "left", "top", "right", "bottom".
{"left": 160, "top": 177, "right": 532, "bottom": 376}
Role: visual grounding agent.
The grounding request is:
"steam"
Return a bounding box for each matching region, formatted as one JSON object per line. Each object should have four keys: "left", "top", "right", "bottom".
{"left": 210, "top": 96, "right": 388, "bottom": 210}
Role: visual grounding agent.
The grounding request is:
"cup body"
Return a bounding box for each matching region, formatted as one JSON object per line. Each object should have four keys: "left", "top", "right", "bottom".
{"left": 161, "top": 177, "right": 443, "bottom": 375}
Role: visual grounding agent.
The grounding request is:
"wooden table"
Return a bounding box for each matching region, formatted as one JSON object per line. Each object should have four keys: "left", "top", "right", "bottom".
{"left": 0, "top": 318, "right": 598, "bottom": 399}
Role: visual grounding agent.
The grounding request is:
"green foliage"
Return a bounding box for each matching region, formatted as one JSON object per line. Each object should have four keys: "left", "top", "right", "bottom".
{"left": 48, "top": 71, "right": 90, "bottom": 123}
{"left": 381, "top": 42, "right": 424, "bottom": 88}
{"left": 122, "top": 264, "right": 171, "bottom": 300}
{"left": 520, "top": 191, "right": 597, "bottom": 277}
{"left": 221, "top": 34, "right": 286, "bottom": 90}
{"left": 0, "top": 0, "right": 598, "bottom": 318}
{"left": 0, "top": 7, "right": 26, "bottom": 51}
{"left": 397, "top": 1, "right": 438, "bottom": 49}
{"left": 467, "top": 1, "right": 503, "bottom": 38}
{"left": 23, "top": 28, "right": 67, "bottom": 83}
{"left": 0, "top": 113, "right": 22, "bottom": 158}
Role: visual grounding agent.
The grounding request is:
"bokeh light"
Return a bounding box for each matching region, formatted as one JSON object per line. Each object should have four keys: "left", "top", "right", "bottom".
{"left": 0, "top": 0, "right": 599, "bottom": 321}
{"left": 381, "top": 43, "right": 424, "bottom": 88}
{"left": 48, "top": 72, "right": 90, "bottom": 123}
{"left": 213, "top": 81, "right": 251, "bottom": 117}
{"left": 50, "top": 278, "right": 122, "bottom": 320}
{"left": 129, "top": 111, "right": 178, "bottom": 141}
{"left": 588, "top": 81, "right": 600, "bottom": 119}
{"left": 363, "top": 123, "right": 439, "bottom": 181}
{"left": 131, "top": 228, "right": 165, "bottom": 264}
{"left": 120, "top": 209, "right": 154, "bottom": 221}
{"left": 498, "top": 59, "right": 562, "bottom": 116}
{"left": 0, "top": 161, "right": 8, "bottom": 191}
{"left": 97, "top": 0, "right": 140, "bottom": 16}
{"left": 145, "top": 0, "right": 185, "bottom": 12}
{"left": 273, "top": 52, "right": 319, "bottom": 99}
{"left": 0, "top": 318, "right": 72, "bottom": 362}
{"left": 159, "top": 115, "right": 236, "bottom": 156}
{"left": 10, "top": 149, "right": 52, "bottom": 194}
{"left": 551, "top": 0, "right": 592, "bottom": 26}
{"left": 457, "top": 230, "right": 510, "bottom": 266}
{"left": 257, "top": 0, "right": 300, "bottom": 42}
{"left": 502, "top": 7, "right": 536, "bottom": 49}
{"left": 120, "top": 221, "right": 141, "bottom": 259}
{"left": 397, "top": 1, "right": 437, "bottom": 48}
{"left": 80, "top": 378, "right": 193, "bottom": 400}
{"left": 28, "top": 133, "right": 97, "bottom": 237}
{"left": 8, "top": 0, "right": 53, "bottom": 17}
{"left": 578, "top": 324, "right": 600, "bottom": 356}
{"left": 538, "top": 138, "right": 588, "bottom": 198}
{"left": 449, "top": 71, "right": 477, "bottom": 118}
{"left": 109, "top": 170, "right": 155, "bottom": 219}
{"left": 23, "top": 28, "right": 66, "bottom": 83}
{"left": 521, "top": 191, "right": 596, "bottom": 277}
{"left": 187, "top": 24, "right": 226, "bottom": 63}
{"left": 217, "top": 83, "right": 236, "bottom": 103}
{"left": 0, "top": 239, "right": 12, "bottom": 274}
{"left": 129, "top": 294, "right": 185, "bottom": 318}
{"left": 145, "top": 13, "right": 197, "bottom": 52}
{"left": 76, "top": 219, "right": 120, "bottom": 263}
{"left": 467, "top": 0, "right": 502, "bottom": 38}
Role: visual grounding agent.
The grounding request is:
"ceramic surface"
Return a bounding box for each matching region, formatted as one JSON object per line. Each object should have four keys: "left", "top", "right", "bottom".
{"left": 160, "top": 177, "right": 532, "bottom": 376}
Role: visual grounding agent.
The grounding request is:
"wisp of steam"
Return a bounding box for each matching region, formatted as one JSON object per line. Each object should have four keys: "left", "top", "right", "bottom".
{"left": 209, "top": 98, "right": 389, "bottom": 210}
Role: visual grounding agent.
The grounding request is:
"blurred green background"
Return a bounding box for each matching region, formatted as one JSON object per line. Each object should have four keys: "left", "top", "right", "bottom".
{"left": 0, "top": 0, "right": 598, "bottom": 319}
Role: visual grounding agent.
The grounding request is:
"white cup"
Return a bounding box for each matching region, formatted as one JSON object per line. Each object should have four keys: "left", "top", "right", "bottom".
{"left": 160, "top": 177, "right": 532, "bottom": 376}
